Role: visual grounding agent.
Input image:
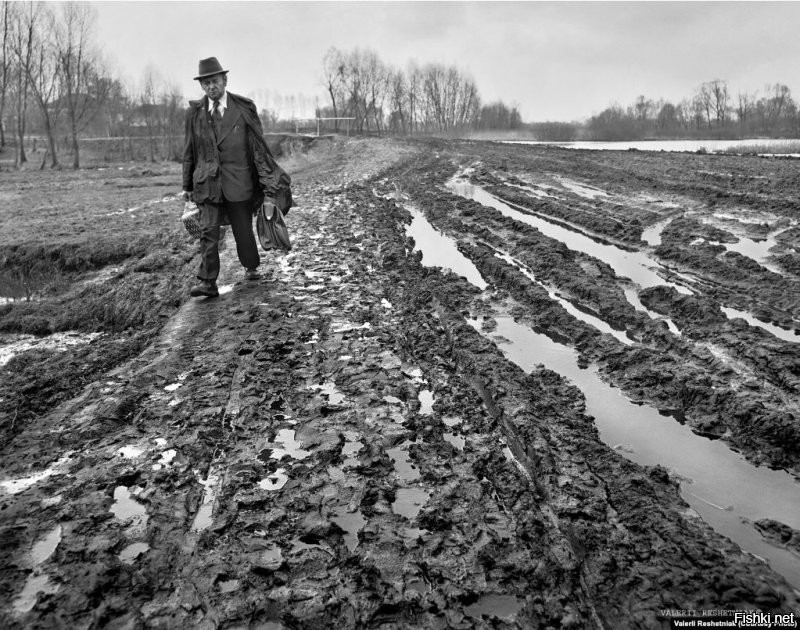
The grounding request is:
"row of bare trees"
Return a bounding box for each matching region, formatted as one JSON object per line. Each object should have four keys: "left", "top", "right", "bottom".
{"left": 0, "top": 1, "right": 112, "bottom": 168}
{"left": 0, "top": 1, "right": 191, "bottom": 168}
{"left": 587, "top": 80, "right": 800, "bottom": 141}
{"left": 320, "top": 47, "right": 521, "bottom": 135}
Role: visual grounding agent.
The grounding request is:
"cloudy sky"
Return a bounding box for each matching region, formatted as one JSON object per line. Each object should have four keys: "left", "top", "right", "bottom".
{"left": 94, "top": 1, "right": 800, "bottom": 122}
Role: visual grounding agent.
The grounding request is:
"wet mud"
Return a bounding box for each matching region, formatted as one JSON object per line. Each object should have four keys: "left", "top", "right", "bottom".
{"left": 1, "top": 137, "right": 799, "bottom": 628}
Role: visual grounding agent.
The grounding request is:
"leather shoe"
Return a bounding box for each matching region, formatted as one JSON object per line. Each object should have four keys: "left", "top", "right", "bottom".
{"left": 245, "top": 268, "right": 260, "bottom": 280}
{"left": 190, "top": 280, "right": 219, "bottom": 297}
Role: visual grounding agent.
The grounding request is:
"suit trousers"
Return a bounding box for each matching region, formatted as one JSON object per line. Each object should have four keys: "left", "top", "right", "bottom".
{"left": 198, "top": 199, "right": 260, "bottom": 281}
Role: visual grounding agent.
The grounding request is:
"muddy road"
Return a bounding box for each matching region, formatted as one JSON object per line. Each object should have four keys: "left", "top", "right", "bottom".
{"left": 1, "top": 137, "right": 799, "bottom": 628}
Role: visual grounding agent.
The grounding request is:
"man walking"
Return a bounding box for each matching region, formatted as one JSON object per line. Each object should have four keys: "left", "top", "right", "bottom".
{"left": 182, "top": 57, "right": 292, "bottom": 297}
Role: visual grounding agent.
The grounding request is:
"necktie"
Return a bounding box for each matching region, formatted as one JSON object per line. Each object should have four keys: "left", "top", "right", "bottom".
{"left": 212, "top": 100, "right": 222, "bottom": 134}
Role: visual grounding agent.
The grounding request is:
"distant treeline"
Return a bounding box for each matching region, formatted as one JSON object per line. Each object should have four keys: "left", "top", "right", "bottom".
{"left": 583, "top": 80, "right": 800, "bottom": 141}
{"left": 317, "top": 47, "right": 522, "bottom": 135}
{"left": 4, "top": 0, "right": 797, "bottom": 170}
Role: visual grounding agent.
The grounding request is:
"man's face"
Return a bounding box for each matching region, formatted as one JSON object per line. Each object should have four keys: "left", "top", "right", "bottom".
{"left": 200, "top": 74, "right": 227, "bottom": 101}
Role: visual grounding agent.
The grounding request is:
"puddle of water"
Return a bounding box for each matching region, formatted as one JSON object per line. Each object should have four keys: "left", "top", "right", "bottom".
{"left": 418, "top": 389, "right": 435, "bottom": 415}
{"left": 405, "top": 207, "right": 489, "bottom": 289}
{"left": 12, "top": 573, "right": 58, "bottom": 616}
{"left": 721, "top": 307, "right": 800, "bottom": 344}
{"left": 332, "top": 509, "right": 367, "bottom": 552}
{"left": 258, "top": 468, "right": 289, "bottom": 491}
{"left": 31, "top": 525, "right": 62, "bottom": 565}
{"left": 449, "top": 180, "right": 691, "bottom": 296}
{"left": 392, "top": 487, "right": 430, "bottom": 520}
{"left": 505, "top": 138, "right": 800, "bottom": 154}
{"left": 502, "top": 444, "right": 533, "bottom": 483}
{"left": 387, "top": 441, "right": 421, "bottom": 482}
{"left": 341, "top": 440, "right": 363, "bottom": 468}
{"left": 495, "top": 251, "right": 633, "bottom": 345}
{"left": 641, "top": 216, "right": 676, "bottom": 246}
{"left": 41, "top": 495, "right": 62, "bottom": 507}
{"left": 158, "top": 449, "right": 177, "bottom": 465}
{"left": 118, "top": 542, "right": 150, "bottom": 565}
{"left": 713, "top": 211, "right": 780, "bottom": 226}
{"left": 477, "top": 315, "right": 800, "bottom": 589}
{"left": 508, "top": 182, "right": 554, "bottom": 200}
{"left": 311, "top": 381, "right": 346, "bottom": 405}
{"left": 331, "top": 321, "right": 372, "bottom": 333}
{"left": 0, "top": 332, "right": 102, "bottom": 367}
{"left": 164, "top": 383, "right": 182, "bottom": 392}
{"left": 624, "top": 288, "right": 682, "bottom": 336}
{"left": 465, "top": 594, "right": 525, "bottom": 621}
{"left": 111, "top": 486, "right": 148, "bottom": 534}
{"left": 444, "top": 433, "right": 465, "bottom": 450}
{"left": 557, "top": 177, "right": 609, "bottom": 200}
{"left": 191, "top": 470, "right": 220, "bottom": 532}
{"left": 443, "top": 416, "right": 463, "bottom": 427}
{"left": 403, "top": 367, "right": 424, "bottom": 382}
{"left": 218, "top": 579, "right": 240, "bottom": 593}
{"left": 714, "top": 234, "right": 783, "bottom": 273}
{"left": 118, "top": 445, "right": 144, "bottom": 459}
{"left": 0, "top": 454, "right": 73, "bottom": 495}
{"left": 218, "top": 284, "right": 234, "bottom": 295}
{"left": 269, "top": 429, "right": 311, "bottom": 461}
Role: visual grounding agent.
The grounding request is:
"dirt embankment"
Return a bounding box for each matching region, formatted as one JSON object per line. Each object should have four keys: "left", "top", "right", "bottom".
{"left": 1, "top": 137, "right": 799, "bottom": 628}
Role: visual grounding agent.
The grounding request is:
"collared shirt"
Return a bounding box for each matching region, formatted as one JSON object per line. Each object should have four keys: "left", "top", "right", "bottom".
{"left": 208, "top": 91, "right": 228, "bottom": 117}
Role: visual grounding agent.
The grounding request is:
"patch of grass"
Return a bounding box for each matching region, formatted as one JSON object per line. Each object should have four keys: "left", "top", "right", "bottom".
{"left": 0, "top": 161, "right": 198, "bottom": 335}
{"left": 721, "top": 140, "right": 800, "bottom": 155}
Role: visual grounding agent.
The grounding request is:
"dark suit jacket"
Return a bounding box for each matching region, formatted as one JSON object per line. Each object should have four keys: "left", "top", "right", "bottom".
{"left": 182, "top": 92, "right": 292, "bottom": 211}
{"left": 215, "top": 98, "right": 253, "bottom": 202}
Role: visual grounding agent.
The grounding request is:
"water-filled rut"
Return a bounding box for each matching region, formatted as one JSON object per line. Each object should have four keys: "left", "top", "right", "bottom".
{"left": 404, "top": 203, "right": 800, "bottom": 590}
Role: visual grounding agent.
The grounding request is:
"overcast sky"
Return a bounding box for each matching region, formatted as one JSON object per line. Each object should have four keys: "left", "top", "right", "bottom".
{"left": 94, "top": 1, "right": 800, "bottom": 122}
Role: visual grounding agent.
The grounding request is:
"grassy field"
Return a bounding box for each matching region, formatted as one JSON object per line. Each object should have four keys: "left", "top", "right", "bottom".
{"left": 0, "top": 159, "right": 197, "bottom": 445}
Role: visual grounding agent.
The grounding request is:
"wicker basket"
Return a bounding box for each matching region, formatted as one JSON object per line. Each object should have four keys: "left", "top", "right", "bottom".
{"left": 181, "top": 201, "right": 226, "bottom": 249}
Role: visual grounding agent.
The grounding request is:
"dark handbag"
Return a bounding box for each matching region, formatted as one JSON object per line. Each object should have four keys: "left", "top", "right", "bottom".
{"left": 256, "top": 201, "right": 291, "bottom": 252}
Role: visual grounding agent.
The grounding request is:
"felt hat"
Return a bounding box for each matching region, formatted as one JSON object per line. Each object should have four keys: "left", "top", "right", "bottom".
{"left": 194, "top": 57, "right": 228, "bottom": 81}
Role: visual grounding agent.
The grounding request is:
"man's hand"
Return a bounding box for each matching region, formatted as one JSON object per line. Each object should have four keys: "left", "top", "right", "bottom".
{"left": 181, "top": 190, "right": 192, "bottom": 202}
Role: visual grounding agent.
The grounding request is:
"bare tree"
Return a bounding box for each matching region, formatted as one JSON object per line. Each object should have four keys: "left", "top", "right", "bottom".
{"left": 736, "top": 91, "right": 755, "bottom": 131}
{"left": 363, "top": 50, "right": 388, "bottom": 132}
{"left": 387, "top": 67, "right": 408, "bottom": 134}
{"left": 696, "top": 84, "right": 714, "bottom": 130}
{"left": 0, "top": 0, "right": 11, "bottom": 149}
{"left": 8, "top": 1, "right": 37, "bottom": 165}
{"left": 321, "top": 47, "right": 345, "bottom": 131}
{"left": 54, "top": 2, "right": 109, "bottom": 169}
{"left": 140, "top": 67, "right": 159, "bottom": 162}
{"left": 708, "top": 79, "right": 729, "bottom": 127}
{"left": 420, "top": 63, "right": 479, "bottom": 133}
{"left": 24, "top": 3, "right": 62, "bottom": 168}
{"left": 634, "top": 95, "right": 652, "bottom": 125}
{"left": 406, "top": 61, "right": 422, "bottom": 134}
{"left": 762, "top": 83, "right": 793, "bottom": 134}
